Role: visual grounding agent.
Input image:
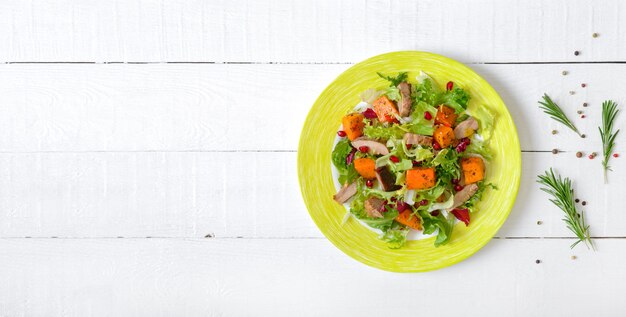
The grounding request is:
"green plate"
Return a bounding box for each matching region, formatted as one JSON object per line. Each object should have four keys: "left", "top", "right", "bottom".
{"left": 298, "top": 51, "right": 521, "bottom": 272}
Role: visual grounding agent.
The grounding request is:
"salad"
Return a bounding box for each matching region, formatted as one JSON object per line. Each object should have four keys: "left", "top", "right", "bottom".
{"left": 331, "top": 71, "right": 496, "bottom": 249}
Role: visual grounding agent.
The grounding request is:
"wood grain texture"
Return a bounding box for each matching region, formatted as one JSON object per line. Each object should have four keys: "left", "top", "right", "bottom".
{"left": 0, "top": 0, "right": 623, "bottom": 63}
{"left": 0, "top": 152, "right": 622, "bottom": 238}
{"left": 0, "top": 63, "right": 623, "bottom": 152}
{"left": 0, "top": 238, "right": 621, "bottom": 317}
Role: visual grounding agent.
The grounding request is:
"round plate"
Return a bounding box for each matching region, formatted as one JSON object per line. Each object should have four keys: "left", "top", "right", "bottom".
{"left": 298, "top": 51, "right": 521, "bottom": 272}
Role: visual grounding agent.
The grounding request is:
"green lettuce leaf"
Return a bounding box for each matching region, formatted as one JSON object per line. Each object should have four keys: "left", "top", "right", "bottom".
{"left": 440, "top": 87, "right": 470, "bottom": 113}
{"left": 332, "top": 139, "right": 358, "bottom": 185}
{"left": 470, "top": 104, "right": 496, "bottom": 142}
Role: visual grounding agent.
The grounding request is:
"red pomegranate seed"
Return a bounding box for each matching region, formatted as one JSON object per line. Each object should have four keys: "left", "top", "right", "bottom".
{"left": 451, "top": 178, "right": 460, "bottom": 184}
{"left": 390, "top": 155, "right": 400, "bottom": 163}
{"left": 390, "top": 197, "right": 397, "bottom": 202}
{"left": 424, "top": 111, "right": 433, "bottom": 120}
{"left": 454, "top": 185, "right": 464, "bottom": 192}
{"left": 366, "top": 179, "right": 374, "bottom": 188}
{"left": 446, "top": 81, "right": 454, "bottom": 91}
{"left": 397, "top": 202, "right": 409, "bottom": 212}
{"left": 337, "top": 130, "right": 347, "bottom": 137}
{"left": 406, "top": 143, "right": 413, "bottom": 149}
{"left": 363, "top": 108, "right": 378, "bottom": 119}
{"left": 433, "top": 142, "right": 441, "bottom": 150}
{"left": 430, "top": 210, "right": 440, "bottom": 216}
{"left": 358, "top": 146, "right": 369, "bottom": 153}
{"left": 412, "top": 160, "right": 421, "bottom": 167}
{"left": 614, "top": 153, "right": 619, "bottom": 158}
{"left": 419, "top": 199, "right": 428, "bottom": 206}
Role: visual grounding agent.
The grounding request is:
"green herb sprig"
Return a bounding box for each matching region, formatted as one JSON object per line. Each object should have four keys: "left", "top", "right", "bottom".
{"left": 537, "top": 168, "right": 594, "bottom": 250}
{"left": 538, "top": 94, "right": 582, "bottom": 137}
{"left": 599, "top": 100, "right": 620, "bottom": 184}
{"left": 377, "top": 72, "right": 408, "bottom": 87}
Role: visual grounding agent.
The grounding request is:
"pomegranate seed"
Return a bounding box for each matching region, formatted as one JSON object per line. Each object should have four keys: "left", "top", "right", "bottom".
{"left": 451, "top": 178, "right": 460, "bottom": 184}
{"left": 446, "top": 81, "right": 454, "bottom": 91}
{"left": 337, "top": 130, "right": 347, "bottom": 137}
{"left": 358, "top": 146, "right": 369, "bottom": 153}
{"left": 390, "top": 197, "right": 397, "bottom": 202}
{"left": 397, "top": 202, "right": 409, "bottom": 212}
{"left": 430, "top": 210, "right": 440, "bottom": 217}
{"left": 390, "top": 155, "right": 400, "bottom": 163}
{"left": 424, "top": 111, "right": 433, "bottom": 120}
{"left": 363, "top": 108, "right": 378, "bottom": 119}
{"left": 412, "top": 160, "right": 421, "bottom": 167}
{"left": 614, "top": 153, "right": 619, "bottom": 158}
{"left": 366, "top": 179, "right": 374, "bottom": 188}
{"left": 433, "top": 142, "right": 441, "bottom": 150}
{"left": 419, "top": 199, "right": 428, "bottom": 206}
{"left": 455, "top": 185, "right": 464, "bottom": 192}
{"left": 406, "top": 143, "right": 413, "bottom": 149}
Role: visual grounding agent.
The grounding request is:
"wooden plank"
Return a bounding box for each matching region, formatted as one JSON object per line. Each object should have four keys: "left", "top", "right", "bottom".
{"left": 0, "top": 0, "right": 622, "bottom": 63}
{"left": 0, "top": 151, "right": 622, "bottom": 238}
{"left": 0, "top": 238, "right": 621, "bottom": 316}
{"left": 0, "top": 63, "right": 623, "bottom": 153}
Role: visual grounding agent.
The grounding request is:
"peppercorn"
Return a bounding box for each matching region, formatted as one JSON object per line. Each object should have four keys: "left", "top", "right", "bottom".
{"left": 583, "top": 102, "right": 588, "bottom": 107}
{"left": 577, "top": 110, "right": 583, "bottom": 114}
{"left": 535, "top": 259, "right": 541, "bottom": 264}
{"left": 551, "top": 130, "right": 557, "bottom": 135}
{"left": 576, "top": 152, "right": 583, "bottom": 158}
{"left": 562, "top": 71, "right": 568, "bottom": 76}
{"left": 537, "top": 220, "right": 543, "bottom": 225}
{"left": 581, "top": 83, "right": 587, "bottom": 88}
{"left": 592, "top": 33, "right": 599, "bottom": 38}
{"left": 581, "top": 134, "right": 586, "bottom": 138}
{"left": 571, "top": 255, "right": 577, "bottom": 260}
{"left": 614, "top": 153, "right": 619, "bottom": 158}
{"left": 582, "top": 201, "right": 587, "bottom": 206}
{"left": 574, "top": 51, "right": 580, "bottom": 56}
{"left": 575, "top": 198, "right": 580, "bottom": 203}
{"left": 552, "top": 149, "right": 559, "bottom": 154}
{"left": 569, "top": 91, "right": 575, "bottom": 95}
{"left": 581, "top": 115, "right": 586, "bottom": 118}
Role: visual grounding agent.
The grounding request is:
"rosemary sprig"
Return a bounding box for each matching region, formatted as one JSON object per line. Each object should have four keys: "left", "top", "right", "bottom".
{"left": 537, "top": 168, "right": 594, "bottom": 250}
{"left": 599, "top": 100, "right": 620, "bottom": 184}
{"left": 538, "top": 94, "right": 582, "bottom": 137}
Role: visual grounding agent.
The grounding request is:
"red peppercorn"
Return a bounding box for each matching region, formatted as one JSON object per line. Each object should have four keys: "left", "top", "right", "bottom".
{"left": 433, "top": 142, "right": 441, "bottom": 150}
{"left": 358, "top": 146, "right": 369, "bottom": 153}
{"left": 588, "top": 154, "right": 594, "bottom": 159}
{"left": 337, "top": 130, "right": 347, "bottom": 137}
{"left": 424, "top": 111, "right": 433, "bottom": 120}
{"left": 419, "top": 199, "right": 428, "bottom": 206}
{"left": 455, "top": 185, "right": 464, "bottom": 192}
{"left": 614, "top": 153, "right": 619, "bottom": 158}
{"left": 581, "top": 83, "right": 586, "bottom": 88}
{"left": 581, "top": 115, "right": 586, "bottom": 118}
{"left": 446, "top": 81, "right": 454, "bottom": 91}
{"left": 366, "top": 179, "right": 373, "bottom": 188}
{"left": 390, "top": 155, "right": 400, "bottom": 163}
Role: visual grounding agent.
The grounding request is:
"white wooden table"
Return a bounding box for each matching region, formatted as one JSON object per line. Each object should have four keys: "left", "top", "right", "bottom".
{"left": 1, "top": 1, "right": 626, "bottom": 316}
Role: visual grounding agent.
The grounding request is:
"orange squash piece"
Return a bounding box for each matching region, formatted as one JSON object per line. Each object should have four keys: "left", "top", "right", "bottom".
{"left": 433, "top": 125, "right": 455, "bottom": 148}
{"left": 372, "top": 96, "right": 399, "bottom": 123}
{"left": 406, "top": 167, "right": 436, "bottom": 190}
{"left": 341, "top": 113, "right": 365, "bottom": 141}
{"left": 435, "top": 105, "right": 457, "bottom": 127}
{"left": 395, "top": 210, "right": 422, "bottom": 230}
{"left": 461, "top": 157, "right": 485, "bottom": 184}
{"left": 353, "top": 158, "right": 377, "bottom": 179}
